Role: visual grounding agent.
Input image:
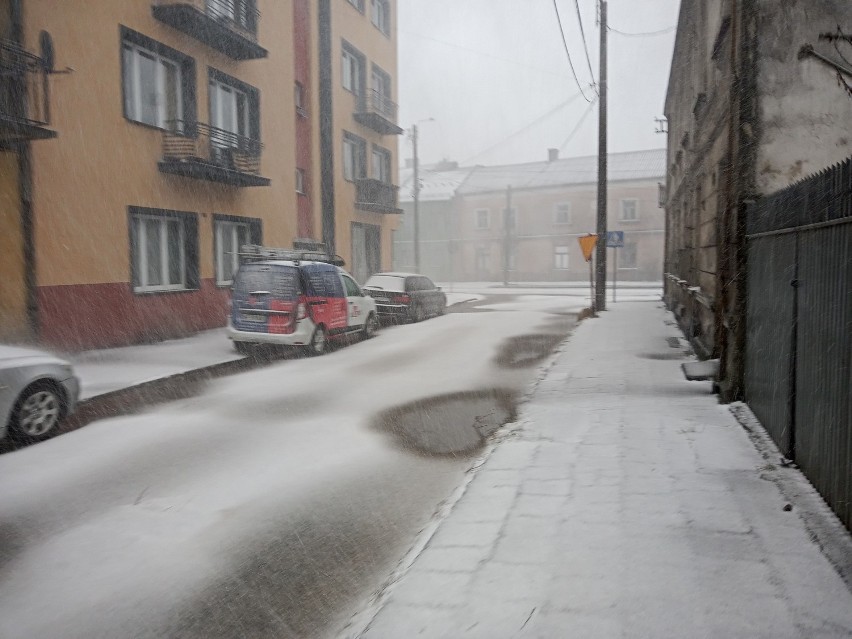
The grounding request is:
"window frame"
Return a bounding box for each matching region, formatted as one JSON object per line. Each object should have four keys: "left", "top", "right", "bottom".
{"left": 207, "top": 67, "right": 260, "bottom": 142}
{"left": 342, "top": 131, "right": 367, "bottom": 182}
{"left": 129, "top": 206, "right": 199, "bottom": 294}
{"left": 620, "top": 198, "right": 640, "bottom": 222}
{"left": 213, "top": 214, "right": 262, "bottom": 288}
{"left": 346, "top": 0, "right": 365, "bottom": 13}
{"left": 554, "top": 202, "right": 572, "bottom": 225}
{"left": 120, "top": 27, "right": 196, "bottom": 132}
{"left": 371, "top": 0, "right": 390, "bottom": 36}
{"left": 296, "top": 168, "right": 306, "bottom": 194}
{"left": 371, "top": 144, "right": 392, "bottom": 183}
{"left": 341, "top": 41, "right": 365, "bottom": 97}
{"left": 554, "top": 245, "right": 570, "bottom": 270}
{"left": 475, "top": 208, "right": 490, "bottom": 230}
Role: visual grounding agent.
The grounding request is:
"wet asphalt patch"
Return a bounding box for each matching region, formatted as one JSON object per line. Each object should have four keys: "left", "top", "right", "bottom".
{"left": 372, "top": 388, "right": 519, "bottom": 457}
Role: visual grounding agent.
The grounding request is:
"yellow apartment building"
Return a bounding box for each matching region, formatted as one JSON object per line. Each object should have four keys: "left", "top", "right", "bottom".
{"left": 0, "top": 0, "right": 401, "bottom": 349}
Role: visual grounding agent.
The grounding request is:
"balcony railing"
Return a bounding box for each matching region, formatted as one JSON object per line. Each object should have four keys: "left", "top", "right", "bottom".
{"left": 356, "top": 178, "right": 402, "bottom": 214}
{"left": 0, "top": 39, "right": 56, "bottom": 141}
{"left": 354, "top": 89, "right": 403, "bottom": 135}
{"left": 158, "top": 121, "right": 270, "bottom": 187}
{"left": 152, "top": 0, "right": 267, "bottom": 60}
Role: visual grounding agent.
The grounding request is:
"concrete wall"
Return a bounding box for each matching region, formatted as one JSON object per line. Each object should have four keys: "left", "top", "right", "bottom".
{"left": 755, "top": 0, "right": 852, "bottom": 193}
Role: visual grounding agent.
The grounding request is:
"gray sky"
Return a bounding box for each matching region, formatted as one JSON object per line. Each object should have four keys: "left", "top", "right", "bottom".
{"left": 398, "top": 0, "right": 680, "bottom": 167}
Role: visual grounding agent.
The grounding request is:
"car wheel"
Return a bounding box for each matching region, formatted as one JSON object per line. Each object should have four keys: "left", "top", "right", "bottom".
{"left": 411, "top": 305, "right": 426, "bottom": 323}
{"left": 10, "top": 381, "right": 65, "bottom": 443}
{"left": 308, "top": 325, "right": 328, "bottom": 355}
{"left": 362, "top": 313, "right": 379, "bottom": 340}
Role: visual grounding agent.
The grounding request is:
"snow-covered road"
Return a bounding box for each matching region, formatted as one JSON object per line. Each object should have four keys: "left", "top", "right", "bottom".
{"left": 0, "top": 293, "right": 579, "bottom": 639}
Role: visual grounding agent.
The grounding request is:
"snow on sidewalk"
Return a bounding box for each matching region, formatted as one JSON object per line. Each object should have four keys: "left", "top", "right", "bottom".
{"left": 355, "top": 301, "right": 852, "bottom": 639}
{"left": 67, "top": 329, "right": 241, "bottom": 400}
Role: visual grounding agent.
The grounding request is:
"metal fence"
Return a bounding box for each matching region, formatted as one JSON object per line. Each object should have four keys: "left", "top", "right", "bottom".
{"left": 745, "top": 156, "right": 852, "bottom": 531}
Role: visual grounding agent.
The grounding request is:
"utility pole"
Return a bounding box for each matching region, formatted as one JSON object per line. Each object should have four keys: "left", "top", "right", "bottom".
{"left": 411, "top": 123, "right": 420, "bottom": 273}
{"left": 595, "top": 0, "right": 608, "bottom": 312}
{"left": 503, "top": 185, "right": 512, "bottom": 286}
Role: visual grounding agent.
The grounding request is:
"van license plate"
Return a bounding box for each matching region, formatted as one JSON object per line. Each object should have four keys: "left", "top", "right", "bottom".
{"left": 241, "top": 312, "right": 264, "bottom": 323}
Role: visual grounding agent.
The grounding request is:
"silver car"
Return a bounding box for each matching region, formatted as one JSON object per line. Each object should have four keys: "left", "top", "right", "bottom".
{"left": 0, "top": 345, "right": 80, "bottom": 444}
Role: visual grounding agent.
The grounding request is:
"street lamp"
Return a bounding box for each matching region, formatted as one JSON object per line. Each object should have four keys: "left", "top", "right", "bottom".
{"left": 409, "top": 118, "right": 434, "bottom": 273}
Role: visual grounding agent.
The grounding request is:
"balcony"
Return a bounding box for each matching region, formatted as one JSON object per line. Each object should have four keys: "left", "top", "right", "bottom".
{"left": 355, "top": 178, "right": 402, "bottom": 214}
{"left": 0, "top": 39, "right": 56, "bottom": 142}
{"left": 158, "top": 121, "right": 270, "bottom": 187}
{"left": 152, "top": 0, "right": 267, "bottom": 60}
{"left": 354, "top": 89, "right": 403, "bottom": 135}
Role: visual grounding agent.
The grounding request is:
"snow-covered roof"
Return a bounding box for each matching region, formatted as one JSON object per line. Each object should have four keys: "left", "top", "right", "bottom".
{"left": 399, "top": 149, "right": 666, "bottom": 203}
{"left": 399, "top": 166, "right": 474, "bottom": 203}
{"left": 458, "top": 149, "right": 666, "bottom": 196}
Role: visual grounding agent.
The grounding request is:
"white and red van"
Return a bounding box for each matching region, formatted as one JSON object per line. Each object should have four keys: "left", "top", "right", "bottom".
{"left": 227, "top": 248, "right": 378, "bottom": 355}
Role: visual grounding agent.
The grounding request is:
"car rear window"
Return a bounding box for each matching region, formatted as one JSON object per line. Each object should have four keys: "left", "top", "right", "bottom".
{"left": 365, "top": 275, "right": 406, "bottom": 292}
{"left": 233, "top": 264, "right": 300, "bottom": 299}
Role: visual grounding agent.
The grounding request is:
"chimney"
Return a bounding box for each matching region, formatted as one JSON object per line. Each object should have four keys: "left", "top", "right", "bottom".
{"left": 548, "top": 148, "right": 559, "bottom": 162}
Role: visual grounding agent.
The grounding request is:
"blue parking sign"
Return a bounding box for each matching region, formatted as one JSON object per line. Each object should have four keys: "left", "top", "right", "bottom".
{"left": 606, "top": 231, "right": 624, "bottom": 248}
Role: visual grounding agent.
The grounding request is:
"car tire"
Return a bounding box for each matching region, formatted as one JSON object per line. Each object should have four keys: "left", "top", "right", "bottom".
{"left": 362, "top": 313, "right": 379, "bottom": 340}
{"left": 9, "top": 381, "right": 66, "bottom": 444}
{"left": 308, "top": 325, "right": 328, "bottom": 356}
{"left": 411, "top": 305, "right": 426, "bottom": 323}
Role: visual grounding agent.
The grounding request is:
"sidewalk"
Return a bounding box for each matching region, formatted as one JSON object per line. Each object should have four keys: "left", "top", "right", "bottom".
{"left": 353, "top": 302, "right": 852, "bottom": 639}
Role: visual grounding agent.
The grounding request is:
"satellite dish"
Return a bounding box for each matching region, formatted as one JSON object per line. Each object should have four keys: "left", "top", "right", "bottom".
{"left": 39, "top": 31, "right": 55, "bottom": 73}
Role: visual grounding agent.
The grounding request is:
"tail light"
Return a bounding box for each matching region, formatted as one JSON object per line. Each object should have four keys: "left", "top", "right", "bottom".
{"left": 393, "top": 294, "right": 410, "bottom": 304}
{"left": 296, "top": 297, "right": 308, "bottom": 321}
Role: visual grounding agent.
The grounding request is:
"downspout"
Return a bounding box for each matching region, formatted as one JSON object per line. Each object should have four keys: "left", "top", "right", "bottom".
{"left": 11, "top": 0, "right": 38, "bottom": 340}
{"left": 317, "top": 0, "right": 335, "bottom": 255}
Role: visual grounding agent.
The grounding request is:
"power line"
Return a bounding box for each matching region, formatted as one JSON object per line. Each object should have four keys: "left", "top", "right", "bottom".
{"left": 399, "top": 29, "right": 566, "bottom": 77}
{"left": 460, "top": 93, "right": 585, "bottom": 164}
{"left": 552, "top": 0, "right": 593, "bottom": 102}
{"left": 573, "top": 0, "right": 598, "bottom": 91}
{"left": 559, "top": 96, "right": 598, "bottom": 151}
{"left": 608, "top": 25, "right": 676, "bottom": 37}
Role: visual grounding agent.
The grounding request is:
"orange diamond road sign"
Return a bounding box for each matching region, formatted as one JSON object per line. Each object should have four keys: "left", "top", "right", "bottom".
{"left": 578, "top": 234, "right": 598, "bottom": 262}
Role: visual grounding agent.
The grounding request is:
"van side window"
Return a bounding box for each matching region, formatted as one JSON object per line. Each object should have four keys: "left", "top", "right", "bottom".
{"left": 343, "top": 276, "right": 361, "bottom": 297}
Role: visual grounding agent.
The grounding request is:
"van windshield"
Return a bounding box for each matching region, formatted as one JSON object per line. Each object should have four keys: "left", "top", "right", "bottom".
{"left": 233, "top": 264, "right": 300, "bottom": 299}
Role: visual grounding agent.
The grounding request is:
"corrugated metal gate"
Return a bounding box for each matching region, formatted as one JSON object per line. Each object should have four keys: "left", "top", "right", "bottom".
{"left": 745, "top": 157, "right": 852, "bottom": 531}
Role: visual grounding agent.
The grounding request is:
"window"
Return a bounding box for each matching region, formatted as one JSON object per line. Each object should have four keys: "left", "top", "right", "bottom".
{"left": 347, "top": 0, "right": 365, "bottom": 12}
{"left": 371, "top": 65, "right": 392, "bottom": 116}
{"left": 554, "top": 246, "right": 569, "bottom": 270}
{"left": 210, "top": 78, "right": 249, "bottom": 138}
{"left": 208, "top": 0, "right": 254, "bottom": 30}
{"left": 475, "top": 209, "right": 490, "bottom": 230}
{"left": 554, "top": 203, "right": 571, "bottom": 225}
{"left": 621, "top": 199, "right": 639, "bottom": 222}
{"left": 130, "top": 208, "right": 197, "bottom": 293}
{"left": 371, "top": 146, "right": 391, "bottom": 183}
{"left": 122, "top": 29, "right": 193, "bottom": 131}
{"left": 296, "top": 168, "right": 306, "bottom": 194}
{"left": 619, "top": 242, "right": 638, "bottom": 269}
{"left": 215, "top": 220, "right": 250, "bottom": 286}
{"left": 294, "top": 82, "right": 306, "bottom": 116}
{"left": 341, "top": 43, "right": 364, "bottom": 96}
{"left": 343, "top": 132, "right": 366, "bottom": 181}
{"left": 371, "top": 0, "right": 390, "bottom": 36}
{"left": 343, "top": 275, "right": 362, "bottom": 297}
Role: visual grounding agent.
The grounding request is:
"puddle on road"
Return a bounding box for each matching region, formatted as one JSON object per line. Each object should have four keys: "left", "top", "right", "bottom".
{"left": 493, "top": 332, "right": 568, "bottom": 369}
{"left": 373, "top": 389, "right": 518, "bottom": 456}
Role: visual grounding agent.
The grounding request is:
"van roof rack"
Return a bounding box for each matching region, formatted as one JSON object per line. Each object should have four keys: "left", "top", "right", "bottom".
{"left": 237, "top": 244, "right": 346, "bottom": 267}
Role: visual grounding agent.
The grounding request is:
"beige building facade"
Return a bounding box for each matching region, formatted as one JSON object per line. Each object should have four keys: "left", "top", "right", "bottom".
{"left": 1, "top": 0, "right": 401, "bottom": 349}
